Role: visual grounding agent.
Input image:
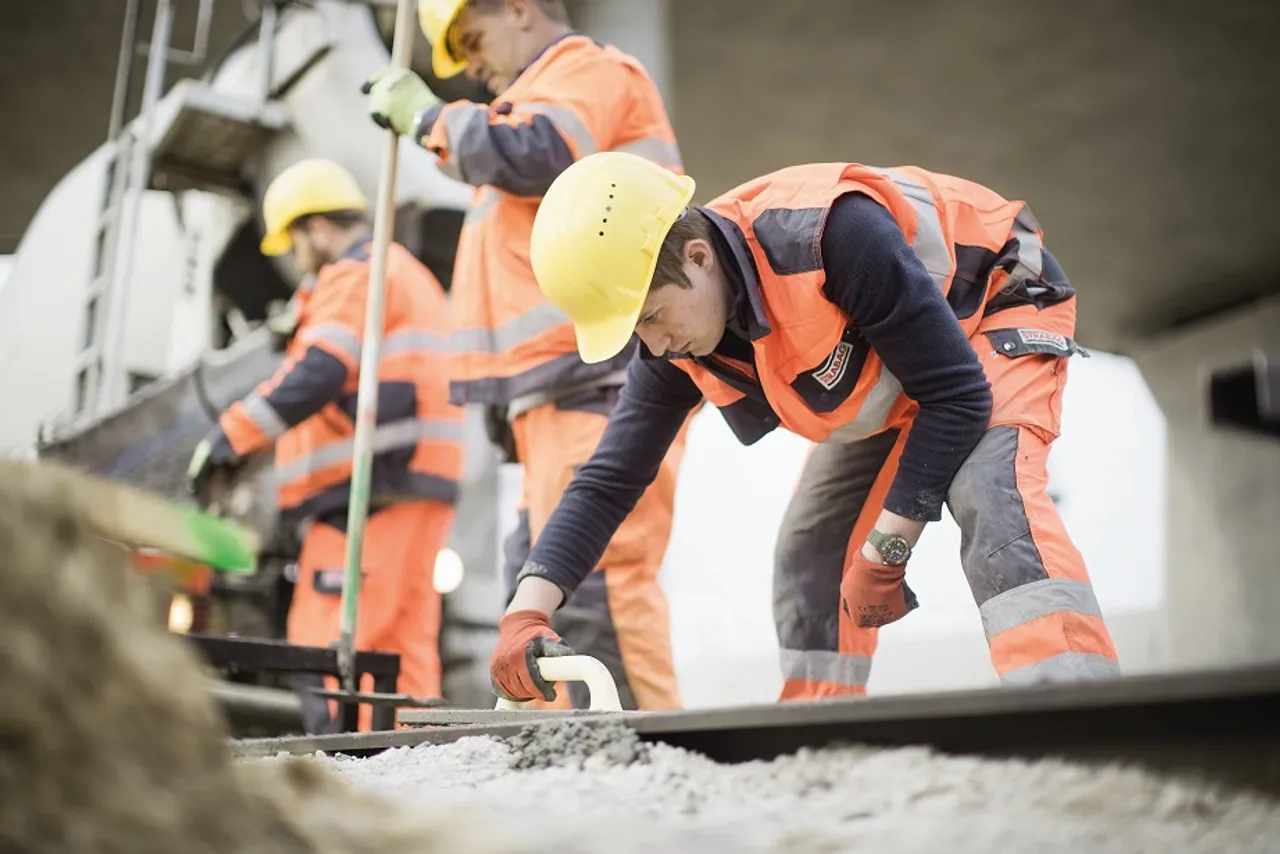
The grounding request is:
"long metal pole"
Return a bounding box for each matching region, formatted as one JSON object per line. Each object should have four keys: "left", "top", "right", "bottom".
{"left": 336, "top": 0, "right": 419, "bottom": 694}
{"left": 98, "top": 0, "right": 174, "bottom": 416}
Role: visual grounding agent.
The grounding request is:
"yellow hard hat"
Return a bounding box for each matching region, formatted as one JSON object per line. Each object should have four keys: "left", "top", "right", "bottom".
{"left": 530, "top": 151, "right": 696, "bottom": 364}
{"left": 419, "top": 0, "right": 468, "bottom": 79}
{"left": 259, "top": 159, "right": 368, "bottom": 256}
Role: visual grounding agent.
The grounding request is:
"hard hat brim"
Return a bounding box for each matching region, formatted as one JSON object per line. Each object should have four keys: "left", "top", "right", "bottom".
{"left": 574, "top": 306, "right": 646, "bottom": 365}
{"left": 431, "top": 35, "right": 468, "bottom": 79}
{"left": 260, "top": 227, "right": 293, "bottom": 257}
{"left": 427, "top": 0, "right": 469, "bottom": 80}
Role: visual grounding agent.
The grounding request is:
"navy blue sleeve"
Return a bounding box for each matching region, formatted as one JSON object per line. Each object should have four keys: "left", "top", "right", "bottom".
{"left": 261, "top": 347, "right": 350, "bottom": 427}
{"left": 419, "top": 103, "right": 576, "bottom": 198}
{"left": 516, "top": 354, "right": 703, "bottom": 601}
{"left": 821, "top": 192, "right": 993, "bottom": 521}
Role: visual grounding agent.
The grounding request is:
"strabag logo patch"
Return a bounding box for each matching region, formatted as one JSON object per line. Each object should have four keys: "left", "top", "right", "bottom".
{"left": 1018, "top": 329, "right": 1069, "bottom": 352}
{"left": 813, "top": 341, "right": 854, "bottom": 390}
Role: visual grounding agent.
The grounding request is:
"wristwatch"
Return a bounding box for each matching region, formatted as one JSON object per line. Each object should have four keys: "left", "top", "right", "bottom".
{"left": 866, "top": 529, "right": 912, "bottom": 566}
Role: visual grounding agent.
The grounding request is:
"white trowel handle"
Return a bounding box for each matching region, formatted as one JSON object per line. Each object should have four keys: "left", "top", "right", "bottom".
{"left": 494, "top": 654, "right": 622, "bottom": 712}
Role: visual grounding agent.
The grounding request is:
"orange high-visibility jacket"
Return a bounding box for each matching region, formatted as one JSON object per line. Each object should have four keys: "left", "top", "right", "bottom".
{"left": 675, "top": 162, "right": 1076, "bottom": 444}
{"left": 420, "top": 34, "right": 682, "bottom": 408}
{"left": 220, "top": 240, "right": 465, "bottom": 528}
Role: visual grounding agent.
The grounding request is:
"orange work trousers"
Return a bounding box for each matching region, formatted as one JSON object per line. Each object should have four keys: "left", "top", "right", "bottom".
{"left": 774, "top": 298, "right": 1121, "bottom": 700}
{"left": 288, "top": 499, "right": 455, "bottom": 731}
{"left": 505, "top": 394, "right": 690, "bottom": 711}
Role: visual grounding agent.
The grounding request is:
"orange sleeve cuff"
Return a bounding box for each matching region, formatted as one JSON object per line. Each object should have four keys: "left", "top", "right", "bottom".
{"left": 219, "top": 400, "right": 273, "bottom": 458}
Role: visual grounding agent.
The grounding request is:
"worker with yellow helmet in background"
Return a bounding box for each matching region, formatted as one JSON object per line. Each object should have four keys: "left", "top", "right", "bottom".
{"left": 488, "top": 150, "right": 1121, "bottom": 704}
{"left": 187, "top": 158, "right": 466, "bottom": 732}
{"left": 357, "top": 0, "right": 692, "bottom": 712}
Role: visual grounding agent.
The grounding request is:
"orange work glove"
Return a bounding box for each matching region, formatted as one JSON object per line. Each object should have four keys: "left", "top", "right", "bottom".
{"left": 489, "top": 609, "right": 575, "bottom": 702}
{"left": 840, "top": 552, "right": 920, "bottom": 629}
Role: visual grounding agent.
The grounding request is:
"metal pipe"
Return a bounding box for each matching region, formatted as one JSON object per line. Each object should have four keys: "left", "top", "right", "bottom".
{"left": 97, "top": 0, "right": 175, "bottom": 417}
{"left": 256, "top": 1, "right": 279, "bottom": 105}
{"left": 138, "top": 0, "right": 215, "bottom": 66}
{"left": 107, "top": 0, "right": 141, "bottom": 143}
{"left": 335, "top": 0, "right": 419, "bottom": 694}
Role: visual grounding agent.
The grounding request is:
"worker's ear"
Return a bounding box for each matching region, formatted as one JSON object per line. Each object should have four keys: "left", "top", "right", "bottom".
{"left": 507, "top": 0, "right": 534, "bottom": 28}
{"left": 683, "top": 238, "right": 714, "bottom": 272}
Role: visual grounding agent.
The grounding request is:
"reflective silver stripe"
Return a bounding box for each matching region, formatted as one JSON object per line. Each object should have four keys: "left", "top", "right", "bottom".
{"left": 1000, "top": 651, "right": 1122, "bottom": 686}
{"left": 824, "top": 368, "right": 904, "bottom": 444}
{"left": 437, "top": 102, "right": 490, "bottom": 183}
{"left": 274, "top": 417, "right": 465, "bottom": 483}
{"left": 866, "top": 166, "right": 952, "bottom": 291}
{"left": 506, "top": 368, "right": 629, "bottom": 421}
{"left": 383, "top": 329, "right": 450, "bottom": 356}
{"left": 513, "top": 101, "right": 598, "bottom": 157}
{"left": 1007, "top": 205, "right": 1045, "bottom": 288}
{"left": 451, "top": 301, "right": 570, "bottom": 355}
{"left": 779, "top": 648, "right": 872, "bottom": 688}
{"left": 300, "top": 323, "right": 362, "bottom": 365}
{"left": 822, "top": 168, "right": 952, "bottom": 444}
{"left": 463, "top": 186, "right": 501, "bottom": 226}
{"left": 241, "top": 392, "right": 288, "bottom": 441}
{"left": 610, "top": 136, "right": 682, "bottom": 169}
{"left": 979, "top": 577, "right": 1105, "bottom": 639}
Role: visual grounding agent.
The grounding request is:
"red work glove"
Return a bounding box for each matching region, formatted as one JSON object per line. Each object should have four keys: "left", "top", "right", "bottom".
{"left": 840, "top": 552, "right": 920, "bottom": 629}
{"left": 489, "top": 609, "right": 575, "bottom": 702}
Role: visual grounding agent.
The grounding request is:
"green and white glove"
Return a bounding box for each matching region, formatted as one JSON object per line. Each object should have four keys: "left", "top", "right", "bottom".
{"left": 186, "top": 428, "right": 241, "bottom": 499}
{"left": 361, "top": 66, "right": 441, "bottom": 137}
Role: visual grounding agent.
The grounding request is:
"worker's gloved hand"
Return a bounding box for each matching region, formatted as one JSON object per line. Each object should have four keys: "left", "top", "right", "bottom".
{"left": 840, "top": 552, "right": 920, "bottom": 629}
{"left": 361, "top": 66, "right": 440, "bottom": 136}
{"left": 186, "top": 426, "right": 241, "bottom": 500}
{"left": 489, "top": 609, "right": 575, "bottom": 702}
{"left": 265, "top": 297, "right": 300, "bottom": 352}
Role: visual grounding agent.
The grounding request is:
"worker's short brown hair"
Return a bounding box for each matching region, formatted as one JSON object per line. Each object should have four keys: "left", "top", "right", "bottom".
{"left": 651, "top": 208, "right": 715, "bottom": 290}
{"left": 466, "top": 0, "right": 569, "bottom": 24}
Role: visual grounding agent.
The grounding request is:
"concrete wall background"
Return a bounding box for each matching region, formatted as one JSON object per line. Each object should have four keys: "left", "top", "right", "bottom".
{"left": 667, "top": 0, "right": 1280, "bottom": 353}
{"left": 1135, "top": 298, "right": 1280, "bottom": 671}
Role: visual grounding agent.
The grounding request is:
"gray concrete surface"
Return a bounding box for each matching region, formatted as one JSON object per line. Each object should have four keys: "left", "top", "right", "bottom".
{"left": 667, "top": 0, "right": 1280, "bottom": 353}
{"left": 264, "top": 723, "right": 1280, "bottom": 852}
{"left": 1134, "top": 296, "right": 1280, "bottom": 670}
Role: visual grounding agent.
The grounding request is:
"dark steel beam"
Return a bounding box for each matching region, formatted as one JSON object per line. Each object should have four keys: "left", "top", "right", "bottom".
{"left": 231, "top": 663, "right": 1280, "bottom": 794}
{"left": 187, "top": 633, "right": 401, "bottom": 730}
{"left": 186, "top": 632, "right": 400, "bottom": 676}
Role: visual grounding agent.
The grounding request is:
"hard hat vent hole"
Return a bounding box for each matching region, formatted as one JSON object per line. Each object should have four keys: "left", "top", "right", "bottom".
{"left": 599, "top": 231, "right": 604, "bottom": 237}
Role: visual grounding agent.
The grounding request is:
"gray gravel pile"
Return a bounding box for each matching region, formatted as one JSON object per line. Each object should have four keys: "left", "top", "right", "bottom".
{"left": 506, "top": 719, "right": 652, "bottom": 770}
{"left": 254, "top": 720, "right": 1280, "bottom": 853}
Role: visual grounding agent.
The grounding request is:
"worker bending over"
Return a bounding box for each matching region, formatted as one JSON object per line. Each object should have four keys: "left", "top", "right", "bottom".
{"left": 491, "top": 151, "right": 1122, "bottom": 703}
{"left": 188, "top": 159, "right": 465, "bottom": 731}
{"left": 359, "top": 0, "right": 689, "bottom": 710}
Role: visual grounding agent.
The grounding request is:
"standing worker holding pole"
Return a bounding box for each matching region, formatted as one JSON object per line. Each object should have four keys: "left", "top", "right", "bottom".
{"left": 188, "top": 0, "right": 461, "bottom": 730}
{"left": 358, "top": 0, "right": 692, "bottom": 712}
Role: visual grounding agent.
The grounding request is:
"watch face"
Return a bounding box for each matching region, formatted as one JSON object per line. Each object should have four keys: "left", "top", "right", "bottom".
{"left": 879, "top": 535, "right": 910, "bottom": 565}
